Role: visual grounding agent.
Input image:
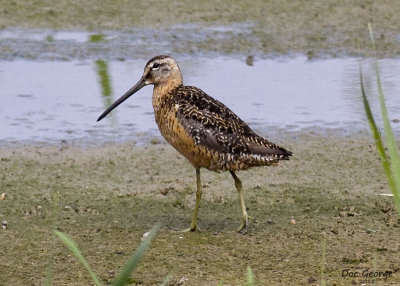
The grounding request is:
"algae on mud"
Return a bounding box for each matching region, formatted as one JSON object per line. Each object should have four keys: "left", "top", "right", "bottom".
{"left": 1, "top": 133, "right": 400, "bottom": 285}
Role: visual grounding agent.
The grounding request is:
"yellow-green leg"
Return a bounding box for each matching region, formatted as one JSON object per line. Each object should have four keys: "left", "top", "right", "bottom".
{"left": 182, "top": 168, "right": 202, "bottom": 232}
{"left": 230, "top": 171, "right": 254, "bottom": 234}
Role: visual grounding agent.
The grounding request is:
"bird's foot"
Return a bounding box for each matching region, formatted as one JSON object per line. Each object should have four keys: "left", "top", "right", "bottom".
{"left": 236, "top": 215, "right": 254, "bottom": 235}
{"left": 180, "top": 225, "right": 201, "bottom": 233}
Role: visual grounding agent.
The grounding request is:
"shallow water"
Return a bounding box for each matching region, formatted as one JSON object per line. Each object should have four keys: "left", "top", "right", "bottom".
{"left": 1, "top": 56, "right": 400, "bottom": 144}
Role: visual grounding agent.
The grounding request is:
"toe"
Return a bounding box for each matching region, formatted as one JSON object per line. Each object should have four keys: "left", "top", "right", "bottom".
{"left": 180, "top": 225, "right": 201, "bottom": 232}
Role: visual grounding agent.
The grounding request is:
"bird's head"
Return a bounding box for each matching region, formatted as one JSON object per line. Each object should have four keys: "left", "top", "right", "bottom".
{"left": 143, "top": 55, "right": 182, "bottom": 86}
{"left": 97, "top": 55, "right": 182, "bottom": 122}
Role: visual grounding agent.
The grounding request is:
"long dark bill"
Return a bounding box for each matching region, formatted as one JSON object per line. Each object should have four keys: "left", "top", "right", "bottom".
{"left": 97, "top": 77, "right": 146, "bottom": 121}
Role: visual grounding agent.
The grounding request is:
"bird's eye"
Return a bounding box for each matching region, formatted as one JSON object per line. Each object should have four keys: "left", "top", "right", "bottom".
{"left": 152, "top": 63, "right": 160, "bottom": 70}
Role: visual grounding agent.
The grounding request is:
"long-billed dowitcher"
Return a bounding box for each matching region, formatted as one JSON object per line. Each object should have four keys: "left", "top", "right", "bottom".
{"left": 97, "top": 55, "right": 292, "bottom": 234}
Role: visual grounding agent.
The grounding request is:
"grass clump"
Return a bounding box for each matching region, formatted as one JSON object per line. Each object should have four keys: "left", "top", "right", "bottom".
{"left": 53, "top": 223, "right": 160, "bottom": 286}
{"left": 360, "top": 23, "right": 400, "bottom": 214}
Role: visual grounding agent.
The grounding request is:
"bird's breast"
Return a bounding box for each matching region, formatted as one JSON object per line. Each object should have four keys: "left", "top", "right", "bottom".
{"left": 151, "top": 95, "right": 216, "bottom": 169}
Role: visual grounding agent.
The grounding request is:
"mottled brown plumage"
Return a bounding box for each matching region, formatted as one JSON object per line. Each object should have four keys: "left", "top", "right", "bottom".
{"left": 98, "top": 55, "right": 292, "bottom": 234}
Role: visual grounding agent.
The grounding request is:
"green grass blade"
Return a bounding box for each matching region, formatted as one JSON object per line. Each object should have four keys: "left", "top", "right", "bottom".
{"left": 246, "top": 266, "right": 255, "bottom": 285}
{"left": 241, "top": 266, "right": 256, "bottom": 286}
{"left": 368, "top": 23, "right": 376, "bottom": 49}
{"left": 54, "top": 230, "right": 102, "bottom": 286}
{"left": 368, "top": 24, "right": 400, "bottom": 209}
{"left": 376, "top": 70, "right": 400, "bottom": 206}
{"left": 112, "top": 223, "right": 160, "bottom": 286}
{"left": 360, "top": 69, "right": 393, "bottom": 181}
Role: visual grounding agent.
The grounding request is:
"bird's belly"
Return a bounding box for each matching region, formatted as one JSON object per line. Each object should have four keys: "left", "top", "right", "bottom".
{"left": 154, "top": 109, "right": 217, "bottom": 170}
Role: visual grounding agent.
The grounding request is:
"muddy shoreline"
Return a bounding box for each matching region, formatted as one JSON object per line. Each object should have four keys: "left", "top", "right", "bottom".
{"left": 1, "top": 1, "right": 400, "bottom": 60}
{"left": 1, "top": 134, "right": 400, "bottom": 285}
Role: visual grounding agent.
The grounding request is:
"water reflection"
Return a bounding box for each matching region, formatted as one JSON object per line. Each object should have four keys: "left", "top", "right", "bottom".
{"left": 0, "top": 57, "right": 399, "bottom": 144}
{"left": 95, "top": 59, "right": 115, "bottom": 122}
{"left": 90, "top": 34, "right": 106, "bottom": 43}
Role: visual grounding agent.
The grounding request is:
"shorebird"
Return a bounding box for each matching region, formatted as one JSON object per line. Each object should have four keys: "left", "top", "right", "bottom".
{"left": 97, "top": 55, "right": 292, "bottom": 234}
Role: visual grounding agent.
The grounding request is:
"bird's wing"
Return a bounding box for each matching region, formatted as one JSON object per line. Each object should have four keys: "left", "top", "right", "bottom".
{"left": 173, "top": 86, "right": 291, "bottom": 158}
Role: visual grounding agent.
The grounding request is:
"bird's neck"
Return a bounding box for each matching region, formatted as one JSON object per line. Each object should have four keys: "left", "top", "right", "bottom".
{"left": 153, "top": 75, "right": 183, "bottom": 98}
{"left": 152, "top": 77, "right": 181, "bottom": 118}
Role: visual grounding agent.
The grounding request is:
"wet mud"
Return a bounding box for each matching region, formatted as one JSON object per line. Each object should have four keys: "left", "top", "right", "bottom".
{"left": 1, "top": 133, "right": 400, "bottom": 285}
